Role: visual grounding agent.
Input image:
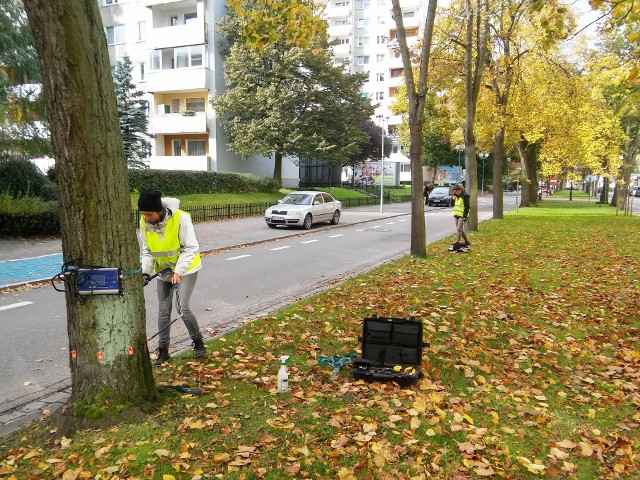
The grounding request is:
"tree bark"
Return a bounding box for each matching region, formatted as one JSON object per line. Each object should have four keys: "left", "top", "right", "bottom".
{"left": 273, "top": 151, "right": 283, "bottom": 186}
{"left": 23, "top": 0, "right": 157, "bottom": 418}
{"left": 517, "top": 136, "right": 537, "bottom": 207}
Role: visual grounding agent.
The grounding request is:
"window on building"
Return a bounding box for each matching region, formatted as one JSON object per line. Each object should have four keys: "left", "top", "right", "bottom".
{"left": 401, "top": 163, "right": 411, "bottom": 173}
{"left": 377, "top": 0, "right": 385, "bottom": 6}
{"left": 356, "top": 56, "right": 370, "bottom": 65}
{"left": 334, "top": 19, "right": 350, "bottom": 26}
{"left": 390, "top": 67, "right": 403, "bottom": 78}
{"left": 333, "top": 57, "right": 349, "bottom": 65}
{"left": 172, "top": 140, "right": 182, "bottom": 156}
{"left": 403, "top": 10, "right": 415, "bottom": 18}
{"left": 392, "top": 145, "right": 400, "bottom": 154}
{"left": 377, "top": 16, "right": 385, "bottom": 25}
{"left": 376, "top": 72, "right": 384, "bottom": 81}
{"left": 170, "top": 16, "right": 178, "bottom": 26}
{"left": 190, "top": 45, "right": 203, "bottom": 66}
{"left": 338, "top": 38, "right": 350, "bottom": 45}
{"left": 150, "top": 51, "right": 160, "bottom": 70}
{"left": 375, "top": 92, "right": 384, "bottom": 100}
{"left": 105, "top": 0, "right": 119, "bottom": 4}
{"left": 357, "top": 0, "right": 370, "bottom": 8}
{"left": 388, "top": 86, "right": 398, "bottom": 97}
{"left": 105, "top": 25, "right": 125, "bottom": 45}
{"left": 187, "top": 140, "right": 206, "bottom": 156}
{"left": 184, "top": 12, "right": 198, "bottom": 24}
{"left": 140, "top": 63, "right": 145, "bottom": 81}
{"left": 335, "top": 1, "right": 350, "bottom": 6}
{"left": 176, "top": 47, "right": 189, "bottom": 68}
{"left": 376, "top": 54, "right": 385, "bottom": 62}
{"left": 173, "top": 45, "right": 203, "bottom": 69}
{"left": 356, "top": 37, "right": 369, "bottom": 46}
{"left": 357, "top": 18, "right": 370, "bottom": 27}
{"left": 376, "top": 35, "right": 387, "bottom": 44}
{"left": 137, "top": 21, "right": 146, "bottom": 41}
{"left": 186, "top": 97, "right": 205, "bottom": 112}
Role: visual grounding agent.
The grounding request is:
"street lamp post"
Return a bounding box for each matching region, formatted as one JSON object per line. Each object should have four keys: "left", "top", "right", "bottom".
{"left": 506, "top": 157, "right": 511, "bottom": 191}
{"left": 376, "top": 115, "right": 388, "bottom": 214}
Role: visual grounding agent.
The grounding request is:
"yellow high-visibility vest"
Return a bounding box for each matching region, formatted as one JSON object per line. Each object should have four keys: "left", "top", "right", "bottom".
{"left": 141, "top": 210, "right": 201, "bottom": 274}
{"left": 453, "top": 196, "right": 465, "bottom": 217}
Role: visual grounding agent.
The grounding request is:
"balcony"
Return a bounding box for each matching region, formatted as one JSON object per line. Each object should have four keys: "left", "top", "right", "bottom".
{"left": 149, "top": 111, "right": 207, "bottom": 135}
{"left": 331, "top": 43, "right": 351, "bottom": 56}
{"left": 149, "top": 155, "right": 210, "bottom": 171}
{"left": 147, "top": 22, "right": 205, "bottom": 50}
{"left": 325, "top": 5, "right": 351, "bottom": 18}
{"left": 328, "top": 23, "right": 352, "bottom": 37}
{"left": 146, "top": 66, "right": 208, "bottom": 93}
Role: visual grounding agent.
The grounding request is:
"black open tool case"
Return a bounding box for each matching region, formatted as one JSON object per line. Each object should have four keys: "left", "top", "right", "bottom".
{"left": 352, "top": 316, "right": 427, "bottom": 387}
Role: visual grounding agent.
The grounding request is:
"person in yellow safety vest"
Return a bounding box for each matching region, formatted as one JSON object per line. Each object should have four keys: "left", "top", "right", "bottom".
{"left": 450, "top": 184, "right": 470, "bottom": 252}
{"left": 138, "top": 190, "right": 206, "bottom": 366}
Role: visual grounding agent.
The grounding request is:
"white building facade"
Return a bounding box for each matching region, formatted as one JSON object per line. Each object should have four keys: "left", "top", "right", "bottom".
{"left": 98, "top": 0, "right": 300, "bottom": 187}
{"left": 320, "top": 0, "right": 428, "bottom": 183}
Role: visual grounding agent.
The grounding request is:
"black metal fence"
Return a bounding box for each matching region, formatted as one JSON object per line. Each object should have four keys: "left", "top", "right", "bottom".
{"left": 1, "top": 194, "right": 397, "bottom": 237}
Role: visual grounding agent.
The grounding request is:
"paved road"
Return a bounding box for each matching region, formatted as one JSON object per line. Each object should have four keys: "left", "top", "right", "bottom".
{"left": 0, "top": 196, "right": 510, "bottom": 437}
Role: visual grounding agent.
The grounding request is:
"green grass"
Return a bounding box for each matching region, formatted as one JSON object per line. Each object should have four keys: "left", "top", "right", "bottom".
{"left": 1, "top": 199, "right": 639, "bottom": 479}
{"left": 130, "top": 187, "right": 372, "bottom": 208}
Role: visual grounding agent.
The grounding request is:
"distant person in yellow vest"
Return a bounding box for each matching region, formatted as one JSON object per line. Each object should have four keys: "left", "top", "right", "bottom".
{"left": 138, "top": 190, "right": 206, "bottom": 366}
{"left": 449, "top": 184, "right": 470, "bottom": 252}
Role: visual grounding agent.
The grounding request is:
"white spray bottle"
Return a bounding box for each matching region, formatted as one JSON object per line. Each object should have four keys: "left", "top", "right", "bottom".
{"left": 277, "top": 355, "right": 290, "bottom": 392}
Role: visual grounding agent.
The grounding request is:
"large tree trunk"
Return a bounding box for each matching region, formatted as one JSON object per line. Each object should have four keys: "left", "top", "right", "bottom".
{"left": 516, "top": 136, "right": 537, "bottom": 207}
{"left": 492, "top": 127, "right": 505, "bottom": 219}
{"left": 23, "top": 0, "right": 157, "bottom": 419}
{"left": 273, "top": 151, "right": 283, "bottom": 186}
{"left": 463, "top": 0, "right": 489, "bottom": 231}
{"left": 391, "top": 0, "right": 437, "bottom": 258}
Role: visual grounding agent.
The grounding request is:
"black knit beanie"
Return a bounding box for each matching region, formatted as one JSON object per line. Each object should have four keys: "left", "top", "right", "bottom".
{"left": 138, "top": 190, "right": 163, "bottom": 212}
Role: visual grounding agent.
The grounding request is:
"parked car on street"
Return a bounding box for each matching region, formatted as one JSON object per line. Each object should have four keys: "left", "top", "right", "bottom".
{"left": 427, "top": 186, "right": 454, "bottom": 207}
{"left": 264, "top": 191, "right": 342, "bottom": 229}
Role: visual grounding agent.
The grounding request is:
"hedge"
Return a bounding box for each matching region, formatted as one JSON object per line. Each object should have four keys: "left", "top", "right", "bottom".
{"left": 127, "top": 169, "right": 280, "bottom": 195}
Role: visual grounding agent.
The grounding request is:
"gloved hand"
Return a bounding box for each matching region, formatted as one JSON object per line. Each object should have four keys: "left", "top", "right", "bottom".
{"left": 142, "top": 273, "right": 151, "bottom": 286}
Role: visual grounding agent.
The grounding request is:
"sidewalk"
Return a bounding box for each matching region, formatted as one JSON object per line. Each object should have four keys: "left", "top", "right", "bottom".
{"left": 0, "top": 203, "right": 411, "bottom": 289}
{"left": 0, "top": 202, "right": 411, "bottom": 438}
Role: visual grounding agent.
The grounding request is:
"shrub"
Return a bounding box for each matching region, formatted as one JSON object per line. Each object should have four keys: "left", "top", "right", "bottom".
{"left": 127, "top": 169, "right": 279, "bottom": 195}
{"left": 0, "top": 155, "right": 58, "bottom": 201}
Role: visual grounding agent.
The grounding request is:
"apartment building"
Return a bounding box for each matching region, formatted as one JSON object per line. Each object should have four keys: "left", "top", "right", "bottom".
{"left": 320, "top": 0, "right": 428, "bottom": 183}
{"left": 98, "top": 0, "right": 426, "bottom": 186}
{"left": 98, "top": 0, "right": 300, "bottom": 187}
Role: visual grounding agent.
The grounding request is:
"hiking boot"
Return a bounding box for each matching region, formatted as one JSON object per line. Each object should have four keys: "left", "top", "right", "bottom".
{"left": 152, "top": 346, "right": 170, "bottom": 367}
{"left": 448, "top": 242, "right": 460, "bottom": 251}
{"left": 193, "top": 338, "right": 207, "bottom": 359}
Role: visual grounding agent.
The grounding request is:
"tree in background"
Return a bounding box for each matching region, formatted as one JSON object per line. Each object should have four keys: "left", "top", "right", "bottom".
{"left": 346, "top": 120, "right": 392, "bottom": 181}
{"left": 23, "top": 0, "right": 157, "bottom": 428}
{"left": 113, "top": 55, "right": 152, "bottom": 169}
{"left": 213, "top": 1, "right": 372, "bottom": 185}
{"left": 0, "top": 0, "right": 50, "bottom": 157}
{"left": 390, "top": 0, "right": 438, "bottom": 258}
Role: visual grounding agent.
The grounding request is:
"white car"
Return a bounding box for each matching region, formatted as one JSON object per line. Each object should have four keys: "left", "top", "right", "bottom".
{"left": 265, "top": 191, "right": 342, "bottom": 229}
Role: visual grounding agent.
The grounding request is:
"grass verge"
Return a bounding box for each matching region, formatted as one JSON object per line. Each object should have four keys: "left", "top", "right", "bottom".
{"left": 1, "top": 200, "right": 638, "bottom": 479}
